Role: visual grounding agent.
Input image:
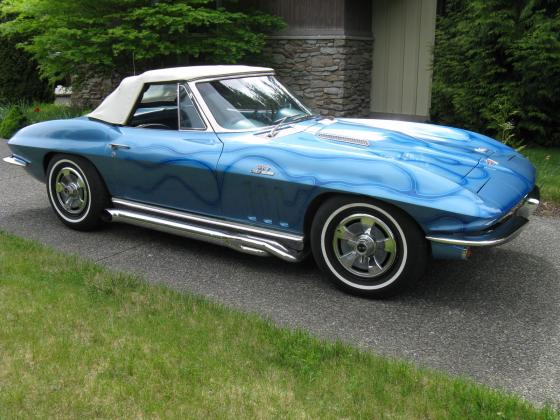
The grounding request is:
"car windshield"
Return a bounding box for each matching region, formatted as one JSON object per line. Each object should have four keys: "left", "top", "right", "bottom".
{"left": 196, "top": 75, "right": 311, "bottom": 130}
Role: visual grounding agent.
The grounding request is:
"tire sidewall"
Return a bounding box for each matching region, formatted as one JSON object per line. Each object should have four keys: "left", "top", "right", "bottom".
{"left": 311, "top": 197, "right": 426, "bottom": 297}
{"left": 320, "top": 202, "right": 408, "bottom": 291}
{"left": 48, "top": 158, "right": 93, "bottom": 224}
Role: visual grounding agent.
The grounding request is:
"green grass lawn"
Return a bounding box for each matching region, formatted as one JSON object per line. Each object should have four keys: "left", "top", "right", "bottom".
{"left": 0, "top": 232, "right": 557, "bottom": 418}
{"left": 524, "top": 147, "right": 560, "bottom": 205}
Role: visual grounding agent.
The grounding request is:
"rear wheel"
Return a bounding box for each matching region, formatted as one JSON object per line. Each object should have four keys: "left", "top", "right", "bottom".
{"left": 310, "top": 196, "right": 427, "bottom": 298}
{"left": 46, "top": 154, "right": 109, "bottom": 231}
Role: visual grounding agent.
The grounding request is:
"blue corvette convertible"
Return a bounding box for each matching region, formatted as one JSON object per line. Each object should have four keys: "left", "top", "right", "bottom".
{"left": 3, "top": 65, "right": 539, "bottom": 297}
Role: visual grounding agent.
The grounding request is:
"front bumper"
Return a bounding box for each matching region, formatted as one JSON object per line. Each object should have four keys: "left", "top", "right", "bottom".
{"left": 427, "top": 186, "right": 540, "bottom": 247}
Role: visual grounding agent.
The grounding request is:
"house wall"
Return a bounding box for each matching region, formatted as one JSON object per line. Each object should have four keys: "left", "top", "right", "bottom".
{"left": 255, "top": 0, "right": 374, "bottom": 117}
{"left": 71, "top": 0, "right": 437, "bottom": 120}
{"left": 268, "top": 38, "right": 372, "bottom": 117}
{"left": 244, "top": 0, "right": 372, "bottom": 37}
{"left": 370, "top": 0, "right": 437, "bottom": 121}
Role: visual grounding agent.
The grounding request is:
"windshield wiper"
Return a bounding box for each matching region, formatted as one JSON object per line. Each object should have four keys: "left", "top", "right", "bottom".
{"left": 267, "top": 116, "right": 290, "bottom": 138}
{"left": 267, "top": 113, "right": 320, "bottom": 138}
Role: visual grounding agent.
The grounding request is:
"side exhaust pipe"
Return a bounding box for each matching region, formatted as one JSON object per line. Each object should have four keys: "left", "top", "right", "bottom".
{"left": 106, "top": 209, "right": 305, "bottom": 263}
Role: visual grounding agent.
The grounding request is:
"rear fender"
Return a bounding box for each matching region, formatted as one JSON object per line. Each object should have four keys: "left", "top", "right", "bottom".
{"left": 7, "top": 118, "right": 121, "bottom": 183}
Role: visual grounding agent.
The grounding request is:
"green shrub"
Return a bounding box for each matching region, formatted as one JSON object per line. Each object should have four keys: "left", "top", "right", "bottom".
{"left": 0, "top": 103, "right": 87, "bottom": 139}
{"left": 0, "top": 105, "right": 27, "bottom": 138}
{"left": 431, "top": 0, "right": 560, "bottom": 147}
{"left": 23, "top": 103, "right": 87, "bottom": 126}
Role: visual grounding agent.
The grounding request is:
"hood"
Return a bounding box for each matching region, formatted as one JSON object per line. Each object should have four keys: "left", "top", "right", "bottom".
{"left": 305, "top": 118, "right": 516, "bottom": 182}
{"left": 302, "top": 118, "right": 535, "bottom": 207}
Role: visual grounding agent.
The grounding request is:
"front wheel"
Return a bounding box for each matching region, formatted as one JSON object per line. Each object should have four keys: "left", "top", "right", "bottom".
{"left": 310, "top": 196, "right": 427, "bottom": 298}
{"left": 46, "top": 154, "right": 109, "bottom": 231}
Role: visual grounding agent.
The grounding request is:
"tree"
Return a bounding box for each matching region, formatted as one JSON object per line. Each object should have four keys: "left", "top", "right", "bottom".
{"left": 431, "top": 0, "right": 560, "bottom": 146}
{"left": 0, "top": 0, "right": 284, "bottom": 84}
{"left": 0, "top": 0, "right": 52, "bottom": 104}
{"left": 0, "top": 33, "right": 53, "bottom": 104}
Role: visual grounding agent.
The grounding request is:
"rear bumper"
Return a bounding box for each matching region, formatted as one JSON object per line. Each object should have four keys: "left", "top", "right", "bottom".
{"left": 427, "top": 186, "right": 540, "bottom": 247}
{"left": 3, "top": 155, "right": 29, "bottom": 167}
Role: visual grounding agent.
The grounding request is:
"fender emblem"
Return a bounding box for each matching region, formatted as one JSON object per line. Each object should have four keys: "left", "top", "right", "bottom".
{"left": 486, "top": 158, "right": 499, "bottom": 166}
{"left": 251, "top": 164, "right": 275, "bottom": 176}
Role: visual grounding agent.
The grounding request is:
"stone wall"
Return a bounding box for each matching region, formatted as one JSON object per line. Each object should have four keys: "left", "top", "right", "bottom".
{"left": 267, "top": 38, "right": 373, "bottom": 117}
{"left": 71, "top": 73, "right": 122, "bottom": 109}
{"left": 71, "top": 38, "right": 374, "bottom": 116}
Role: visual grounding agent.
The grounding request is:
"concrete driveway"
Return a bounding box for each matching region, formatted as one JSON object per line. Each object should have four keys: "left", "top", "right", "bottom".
{"left": 1, "top": 140, "right": 559, "bottom": 406}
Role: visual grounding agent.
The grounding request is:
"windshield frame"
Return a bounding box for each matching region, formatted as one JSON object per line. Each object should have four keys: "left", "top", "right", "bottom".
{"left": 189, "top": 73, "right": 312, "bottom": 133}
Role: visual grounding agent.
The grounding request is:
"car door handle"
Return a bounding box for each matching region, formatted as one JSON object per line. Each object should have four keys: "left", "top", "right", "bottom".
{"left": 109, "top": 143, "right": 131, "bottom": 150}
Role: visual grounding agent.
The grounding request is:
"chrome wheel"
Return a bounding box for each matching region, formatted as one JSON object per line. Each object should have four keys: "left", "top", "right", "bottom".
{"left": 332, "top": 213, "right": 397, "bottom": 278}
{"left": 54, "top": 167, "right": 88, "bottom": 214}
{"left": 313, "top": 198, "right": 425, "bottom": 297}
{"left": 47, "top": 155, "right": 108, "bottom": 230}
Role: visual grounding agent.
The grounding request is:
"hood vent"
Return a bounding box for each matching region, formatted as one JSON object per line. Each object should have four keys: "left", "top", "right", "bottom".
{"left": 317, "top": 132, "right": 369, "bottom": 147}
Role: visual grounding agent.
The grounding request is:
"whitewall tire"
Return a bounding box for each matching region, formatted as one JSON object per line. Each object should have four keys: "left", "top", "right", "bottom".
{"left": 46, "top": 154, "right": 109, "bottom": 231}
{"left": 311, "top": 196, "right": 427, "bottom": 298}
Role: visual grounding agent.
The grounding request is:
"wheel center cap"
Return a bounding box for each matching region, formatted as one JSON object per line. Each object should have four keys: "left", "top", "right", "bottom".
{"left": 65, "top": 183, "right": 79, "bottom": 196}
{"left": 355, "top": 235, "right": 375, "bottom": 255}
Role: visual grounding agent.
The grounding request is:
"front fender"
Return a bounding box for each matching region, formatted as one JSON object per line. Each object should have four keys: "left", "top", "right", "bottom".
{"left": 217, "top": 132, "right": 504, "bottom": 235}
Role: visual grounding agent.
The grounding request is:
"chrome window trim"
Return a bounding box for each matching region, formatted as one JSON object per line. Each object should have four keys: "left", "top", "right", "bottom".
{"left": 183, "top": 70, "right": 275, "bottom": 83}
{"left": 188, "top": 73, "right": 312, "bottom": 134}
{"left": 176, "top": 83, "right": 209, "bottom": 132}
{"left": 125, "top": 81, "right": 213, "bottom": 133}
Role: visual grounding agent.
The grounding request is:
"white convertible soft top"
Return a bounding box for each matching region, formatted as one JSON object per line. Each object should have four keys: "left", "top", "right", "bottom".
{"left": 88, "top": 65, "right": 273, "bottom": 125}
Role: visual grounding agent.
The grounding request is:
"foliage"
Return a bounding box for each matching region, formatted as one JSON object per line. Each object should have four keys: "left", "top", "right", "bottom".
{"left": 0, "top": 0, "right": 284, "bottom": 84}
{"left": 0, "top": 33, "right": 52, "bottom": 104}
{"left": 431, "top": 0, "right": 560, "bottom": 146}
{"left": 0, "top": 102, "right": 87, "bottom": 138}
{"left": 0, "top": 104, "right": 26, "bottom": 138}
{"left": 489, "top": 97, "right": 525, "bottom": 151}
{"left": 523, "top": 147, "right": 560, "bottom": 205}
{"left": 0, "top": 231, "right": 558, "bottom": 418}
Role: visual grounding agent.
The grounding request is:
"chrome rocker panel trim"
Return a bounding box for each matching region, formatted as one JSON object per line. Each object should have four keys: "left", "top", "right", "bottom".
{"left": 3, "top": 155, "right": 29, "bottom": 167}
{"left": 426, "top": 187, "right": 540, "bottom": 247}
{"left": 106, "top": 199, "right": 306, "bottom": 262}
{"left": 111, "top": 198, "right": 304, "bottom": 250}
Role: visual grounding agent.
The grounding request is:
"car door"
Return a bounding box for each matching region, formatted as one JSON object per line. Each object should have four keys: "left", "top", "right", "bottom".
{"left": 105, "top": 82, "right": 224, "bottom": 217}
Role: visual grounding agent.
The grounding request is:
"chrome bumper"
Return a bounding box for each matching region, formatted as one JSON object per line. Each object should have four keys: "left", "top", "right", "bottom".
{"left": 427, "top": 186, "right": 540, "bottom": 247}
{"left": 3, "top": 155, "right": 29, "bottom": 167}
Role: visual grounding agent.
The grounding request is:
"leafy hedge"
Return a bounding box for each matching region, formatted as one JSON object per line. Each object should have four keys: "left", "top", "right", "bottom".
{"left": 0, "top": 103, "right": 87, "bottom": 139}
{"left": 431, "top": 0, "right": 560, "bottom": 146}
{"left": 0, "top": 35, "right": 53, "bottom": 104}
